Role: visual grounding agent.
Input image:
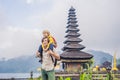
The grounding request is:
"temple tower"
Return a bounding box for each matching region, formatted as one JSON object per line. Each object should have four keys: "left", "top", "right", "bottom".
{"left": 60, "top": 7, "right": 93, "bottom": 72}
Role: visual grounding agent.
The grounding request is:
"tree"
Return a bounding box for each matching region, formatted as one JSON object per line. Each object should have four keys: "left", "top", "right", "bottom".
{"left": 102, "top": 61, "right": 112, "bottom": 69}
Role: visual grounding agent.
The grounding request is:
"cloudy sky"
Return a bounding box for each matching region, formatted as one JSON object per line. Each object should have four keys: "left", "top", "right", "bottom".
{"left": 0, "top": 0, "right": 120, "bottom": 59}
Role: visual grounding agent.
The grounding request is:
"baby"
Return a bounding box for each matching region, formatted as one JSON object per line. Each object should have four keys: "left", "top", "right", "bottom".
{"left": 42, "top": 30, "right": 57, "bottom": 48}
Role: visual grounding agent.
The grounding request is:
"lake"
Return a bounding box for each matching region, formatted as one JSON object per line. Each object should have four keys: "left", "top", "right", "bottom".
{"left": 0, "top": 73, "right": 40, "bottom": 79}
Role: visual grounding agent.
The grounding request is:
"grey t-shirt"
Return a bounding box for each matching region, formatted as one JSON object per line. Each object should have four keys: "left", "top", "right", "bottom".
{"left": 42, "top": 49, "right": 55, "bottom": 71}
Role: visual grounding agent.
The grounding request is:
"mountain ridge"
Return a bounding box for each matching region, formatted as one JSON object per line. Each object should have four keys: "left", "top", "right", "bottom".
{"left": 0, "top": 50, "right": 117, "bottom": 73}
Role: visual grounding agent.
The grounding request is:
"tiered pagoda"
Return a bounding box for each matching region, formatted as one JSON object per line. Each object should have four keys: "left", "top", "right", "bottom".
{"left": 60, "top": 7, "right": 93, "bottom": 72}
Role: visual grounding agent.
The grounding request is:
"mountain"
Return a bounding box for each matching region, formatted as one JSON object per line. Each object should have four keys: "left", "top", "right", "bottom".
{"left": 0, "top": 55, "right": 41, "bottom": 73}
{"left": 0, "top": 50, "right": 113, "bottom": 73}
{"left": 117, "top": 58, "right": 120, "bottom": 65}
{"left": 87, "top": 50, "right": 113, "bottom": 66}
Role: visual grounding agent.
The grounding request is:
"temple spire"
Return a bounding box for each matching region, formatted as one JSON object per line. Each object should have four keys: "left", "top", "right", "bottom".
{"left": 62, "top": 6, "right": 85, "bottom": 51}
{"left": 112, "top": 52, "right": 118, "bottom": 71}
{"left": 60, "top": 7, "right": 93, "bottom": 72}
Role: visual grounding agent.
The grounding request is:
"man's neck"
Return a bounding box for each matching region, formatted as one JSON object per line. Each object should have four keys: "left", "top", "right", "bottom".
{"left": 43, "top": 45, "right": 47, "bottom": 49}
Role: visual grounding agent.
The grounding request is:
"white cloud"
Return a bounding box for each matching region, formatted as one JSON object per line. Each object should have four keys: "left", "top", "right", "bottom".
{"left": 0, "top": 42, "right": 13, "bottom": 49}
{"left": 0, "top": 6, "right": 8, "bottom": 28}
{"left": 26, "top": 0, "right": 34, "bottom": 4}
{"left": 0, "top": 0, "right": 120, "bottom": 59}
{"left": 26, "top": 0, "right": 52, "bottom": 5}
{"left": 0, "top": 26, "right": 42, "bottom": 59}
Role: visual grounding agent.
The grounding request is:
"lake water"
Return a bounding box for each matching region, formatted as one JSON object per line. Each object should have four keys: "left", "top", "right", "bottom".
{"left": 0, "top": 73, "right": 40, "bottom": 79}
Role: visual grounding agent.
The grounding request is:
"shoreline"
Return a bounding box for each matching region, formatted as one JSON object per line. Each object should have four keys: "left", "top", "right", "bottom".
{"left": 0, "top": 73, "right": 40, "bottom": 79}
{"left": 0, "top": 78, "right": 28, "bottom": 80}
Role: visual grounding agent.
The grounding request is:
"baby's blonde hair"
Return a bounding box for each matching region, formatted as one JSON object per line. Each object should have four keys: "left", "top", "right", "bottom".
{"left": 42, "top": 30, "right": 50, "bottom": 36}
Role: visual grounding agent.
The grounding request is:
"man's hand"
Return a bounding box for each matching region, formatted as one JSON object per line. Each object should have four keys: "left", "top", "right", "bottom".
{"left": 36, "top": 51, "right": 40, "bottom": 58}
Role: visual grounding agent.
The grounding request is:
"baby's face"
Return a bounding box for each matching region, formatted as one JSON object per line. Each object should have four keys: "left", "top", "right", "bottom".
{"left": 43, "top": 32, "right": 48, "bottom": 37}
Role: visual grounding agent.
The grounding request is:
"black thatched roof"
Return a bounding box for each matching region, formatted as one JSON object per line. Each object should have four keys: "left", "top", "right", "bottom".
{"left": 69, "top": 7, "right": 75, "bottom": 11}
{"left": 67, "top": 24, "right": 78, "bottom": 28}
{"left": 64, "top": 38, "right": 82, "bottom": 44}
{"left": 60, "top": 51, "right": 93, "bottom": 59}
{"left": 68, "top": 19, "right": 77, "bottom": 22}
{"left": 69, "top": 11, "right": 75, "bottom": 14}
{"left": 62, "top": 44, "right": 85, "bottom": 51}
{"left": 67, "top": 20, "right": 77, "bottom": 24}
{"left": 65, "top": 32, "right": 80, "bottom": 37}
{"left": 68, "top": 17, "right": 76, "bottom": 20}
{"left": 68, "top": 15, "right": 76, "bottom": 18}
{"left": 68, "top": 14, "right": 76, "bottom": 17}
{"left": 65, "top": 28, "right": 79, "bottom": 33}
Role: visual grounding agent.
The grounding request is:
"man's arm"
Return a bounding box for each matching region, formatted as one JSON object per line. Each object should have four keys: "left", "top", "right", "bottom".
{"left": 36, "top": 45, "right": 42, "bottom": 58}
{"left": 36, "top": 51, "right": 41, "bottom": 58}
{"left": 48, "top": 50, "right": 60, "bottom": 60}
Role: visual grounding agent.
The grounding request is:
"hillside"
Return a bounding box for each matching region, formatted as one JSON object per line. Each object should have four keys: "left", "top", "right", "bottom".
{"left": 0, "top": 55, "right": 40, "bottom": 73}
{"left": 0, "top": 50, "right": 115, "bottom": 73}
{"left": 87, "top": 50, "right": 113, "bottom": 66}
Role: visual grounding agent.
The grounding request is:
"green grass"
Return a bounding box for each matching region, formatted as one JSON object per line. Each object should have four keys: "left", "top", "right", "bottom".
{"left": 28, "top": 77, "right": 42, "bottom": 80}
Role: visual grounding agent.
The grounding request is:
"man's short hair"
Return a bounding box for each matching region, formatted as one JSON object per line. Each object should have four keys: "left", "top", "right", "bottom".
{"left": 41, "top": 37, "right": 50, "bottom": 43}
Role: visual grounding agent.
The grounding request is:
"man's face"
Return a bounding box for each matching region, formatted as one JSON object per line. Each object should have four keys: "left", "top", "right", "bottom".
{"left": 42, "top": 38, "right": 49, "bottom": 46}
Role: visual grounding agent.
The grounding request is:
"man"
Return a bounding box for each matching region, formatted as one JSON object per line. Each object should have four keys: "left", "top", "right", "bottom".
{"left": 36, "top": 37, "right": 60, "bottom": 80}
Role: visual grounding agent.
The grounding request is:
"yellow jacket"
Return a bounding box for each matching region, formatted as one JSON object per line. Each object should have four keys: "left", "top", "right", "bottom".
{"left": 48, "top": 35, "right": 54, "bottom": 44}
